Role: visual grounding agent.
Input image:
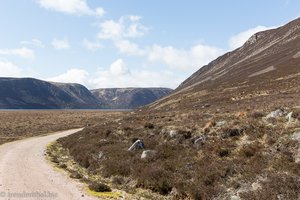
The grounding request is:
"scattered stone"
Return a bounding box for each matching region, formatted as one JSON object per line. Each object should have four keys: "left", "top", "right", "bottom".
{"left": 230, "top": 195, "right": 241, "bottom": 200}
{"left": 286, "top": 112, "right": 297, "bottom": 123}
{"left": 291, "top": 131, "right": 300, "bottom": 142}
{"left": 194, "top": 136, "right": 207, "bottom": 146}
{"left": 294, "top": 148, "right": 300, "bottom": 163}
{"left": 141, "top": 150, "right": 157, "bottom": 159}
{"left": 98, "top": 151, "right": 104, "bottom": 159}
{"left": 252, "top": 182, "right": 262, "bottom": 191}
{"left": 169, "top": 130, "right": 177, "bottom": 138}
{"left": 128, "top": 139, "right": 145, "bottom": 151}
{"left": 216, "top": 120, "right": 226, "bottom": 127}
{"left": 266, "top": 109, "right": 285, "bottom": 119}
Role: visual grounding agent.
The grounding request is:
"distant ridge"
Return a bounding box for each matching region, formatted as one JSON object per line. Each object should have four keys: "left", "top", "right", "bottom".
{"left": 0, "top": 78, "right": 100, "bottom": 109}
{"left": 91, "top": 88, "right": 173, "bottom": 109}
{"left": 0, "top": 77, "right": 173, "bottom": 109}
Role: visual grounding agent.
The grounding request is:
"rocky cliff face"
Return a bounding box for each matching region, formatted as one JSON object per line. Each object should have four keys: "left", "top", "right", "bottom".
{"left": 0, "top": 78, "right": 100, "bottom": 109}
{"left": 91, "top": 88, "right": 173, "bottom": 109}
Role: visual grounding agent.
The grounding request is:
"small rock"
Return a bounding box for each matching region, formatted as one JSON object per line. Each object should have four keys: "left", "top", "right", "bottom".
{"left": 128, "top": 139, "right": 145, "bottom": 151}
{"left": 216, "top": 120, "right": 226, "bottom": 127}
{"left": 294, "top": 148, "right": 300, "bottom": 163}
{"left": 266, "top": 109, "right": 285, "bottom": 119}
{"left": 98, "top": 151, "right": 104, "bottom": 159}
{"left": 141, "top": 150, "right": 156, "bottom": 159}
{"left": 286, "top": 112, "right": 297, "bottom": 123}
{"left": 252, "top": 182, "right": 262, "bottom": 191}
{"left": 230, "top": 195, "right": 241, "bottom": 200}
{"left": 169, "top": 130, "right": 177, "bottom": 138}
{"left": 291, "top": 131, "right": 300, "bottom": 142}
{"left": 194, "top": 136, "right": 207, "bottom": 145}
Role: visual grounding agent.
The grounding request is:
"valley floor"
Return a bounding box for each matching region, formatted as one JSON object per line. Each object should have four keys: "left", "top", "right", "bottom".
{"left": 0, "top": 110, "right": 124, "bottom": 145}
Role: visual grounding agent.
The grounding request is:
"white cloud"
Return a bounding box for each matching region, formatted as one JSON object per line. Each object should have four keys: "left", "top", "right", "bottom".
{"left": 52, "top": 38, "right": 70, "bottom": 50}
{"left": 148, "top": 44, "right": 223, "bottom": 71}
{"left": 229, "top": 26, "right": 276, "bottom": 49}
{"left": 96, "top": 15, "right": 222, "bottom": 72}
{"left": 0, "top": 47, "right": 35, "bottom": 59}
{"left": 47, "top": 59, "right": 181, "bottom": 89}
{"left": 98, "top": 16, "right": 148, "bottom": 40}
{"left": 109, "top": 59, "right": 130, "bottom": 76}
{"left": 114, "top": 40, "right": 145, "bottom": 56}
{"left": 97, "top": 20, "right": 125, "bottom": 40}
{"left": 48, "top": 69, "right": 89, "bottom": 85}
{"left": 95, "top": 7, "right": 105, "bottom": 18}
{"left": 0, "top": 60, "right": 22, "bottom": 77}
{"left": 21, "top": 39, "right": 45, "bottom": 48}
{"left": 97, "top": 16, "right": 149, "bottom": 56}
{"left": 82, "top": 39, "right": 103, "bottom": 51}
{"left": 37, "top": 0, "right": 105, "bottom": 17}
{"left": 91, "top": 67, "right": 180, "bottom": 89}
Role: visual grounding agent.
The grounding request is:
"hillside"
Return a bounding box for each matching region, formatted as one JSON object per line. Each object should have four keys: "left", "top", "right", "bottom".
{"left": 148, "top": 17, "right": 300, "bottom": 112}
{"left": 91, "top": 88, "right": 173, "bottom": 109}
{"left": 0, "top": 78, "right": 100, "bottom": 109}
{"left": 55, "top": 18, "right": 300, "bottom": 199}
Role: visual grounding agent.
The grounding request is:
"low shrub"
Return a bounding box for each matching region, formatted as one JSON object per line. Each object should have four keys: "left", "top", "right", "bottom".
{"left": 249, "top": 111, "right": 265, "bottom": 119}
{"left": 88, "top": 182, "right": 112, "bottom": 192}
{"left": 144, "top": 123, "right": 155, "bottom": 129}
{"left": 222, "top": 128, "right": 243, "bottom": 138}
{"left": 218, "top": 149, "right": 230, "bottom": 157}
{"left": 239, "top": 145, "right": 258, "bottom": 158}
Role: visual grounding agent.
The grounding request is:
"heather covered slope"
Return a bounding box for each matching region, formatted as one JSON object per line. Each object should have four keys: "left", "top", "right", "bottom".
{"left": 148, "top": 17, "right": 300, "bottom": 112}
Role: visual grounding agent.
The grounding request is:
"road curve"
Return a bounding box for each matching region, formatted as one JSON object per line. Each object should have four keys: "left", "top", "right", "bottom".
{"left": 0, "top": 128, "right": 96, "bottom": 200}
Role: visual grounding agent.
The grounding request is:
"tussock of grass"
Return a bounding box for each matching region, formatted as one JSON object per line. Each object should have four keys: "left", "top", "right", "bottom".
{"left": 86, "top": 189, "right": 122, "bottom": 199}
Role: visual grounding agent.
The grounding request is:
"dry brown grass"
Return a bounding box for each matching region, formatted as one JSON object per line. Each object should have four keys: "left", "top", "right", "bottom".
{"left": 56, "top": 105, "right": 300, "bottom": 199}
{"left": 0, "top": 110, "right": 124, "bottom": 145}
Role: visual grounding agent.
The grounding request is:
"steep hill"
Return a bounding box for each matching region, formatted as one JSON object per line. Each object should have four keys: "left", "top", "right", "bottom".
{"left": 149, "top": 17, "right": 300, "bottom": 112}
{"left": 0, "top": 78, "right": 100, "bottom": 109}
{"left": 91, "top": 88, "right": 173, "bottom": 109}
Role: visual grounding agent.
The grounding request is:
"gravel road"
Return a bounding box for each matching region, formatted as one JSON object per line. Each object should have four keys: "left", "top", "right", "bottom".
{"left": 0, "top": 129, "right": 96, "bottom": 200}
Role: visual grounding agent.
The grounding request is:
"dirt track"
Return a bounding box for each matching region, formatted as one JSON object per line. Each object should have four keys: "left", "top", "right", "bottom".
{"left": 0, "top": 129, "right": 96, "bottom": 200}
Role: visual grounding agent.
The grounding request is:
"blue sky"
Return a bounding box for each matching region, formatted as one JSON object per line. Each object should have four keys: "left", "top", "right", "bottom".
{"left": 0, "top": 0, "right": 299, "bottom": 89}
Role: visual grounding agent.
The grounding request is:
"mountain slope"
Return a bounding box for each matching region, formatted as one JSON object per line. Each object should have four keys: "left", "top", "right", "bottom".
{"left": 0, "top": 78, "right": 100, "bottom": 109}
{"left": 91, "top": 88, "right": 173, "bottom": 109}
{"left": 56, "top": 18, "right": 300, "bottom": 200}
{"left": 149, "top": 17, "right": 300, "bottom": 112}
